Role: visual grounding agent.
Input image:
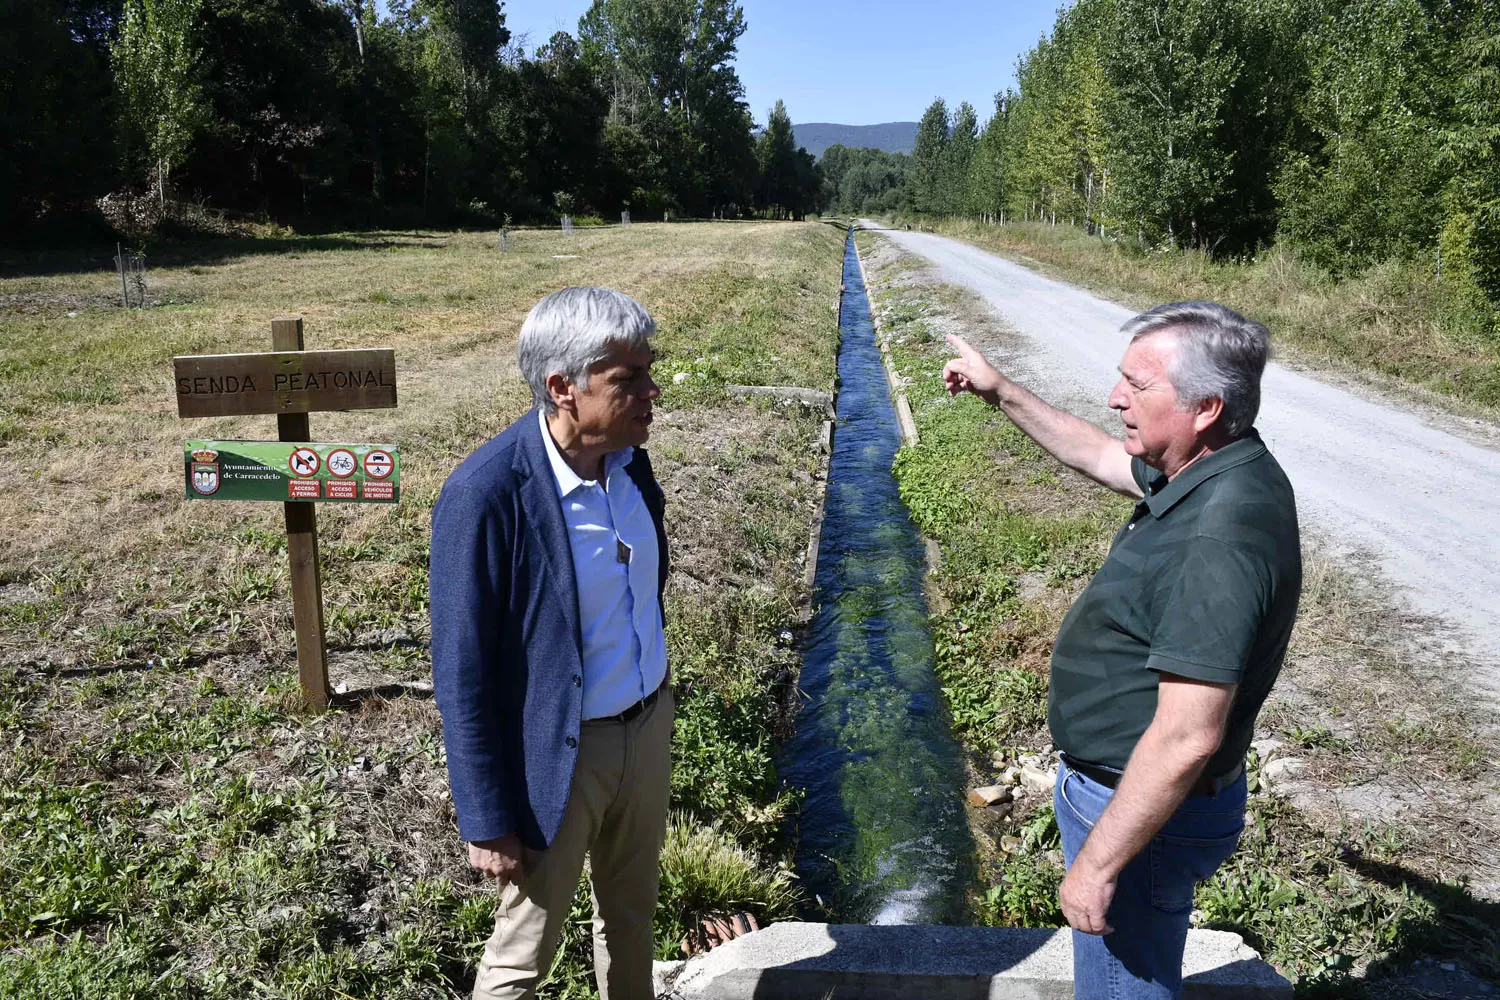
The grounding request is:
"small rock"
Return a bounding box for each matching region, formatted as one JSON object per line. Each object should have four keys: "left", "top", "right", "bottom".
{"left": 1442, "top": 963, "right": 1457, "bottom": 972}
{"left": 1000, "top": 835, "right": 1021, "bottom": 853}
{"left": 967, "top": 784, "right": 1013, "bottom": 808}
{"left": 1261, "top": 757, "right": 1305, "bottom": 787}
{"left": 672, "top": 371, "right": 691, "bottom": 384}
{"left": 1020, "top": 765, "right": 1057, "bottom": 796}
{"left": 1251, "top": 736, "right": 1284, "bottom": 760}
{"left": 1000, "top": 767, "right": 1020, "bottom": 786}
{"left": 986, "top": 801, "right": 1014, "bottom": 820}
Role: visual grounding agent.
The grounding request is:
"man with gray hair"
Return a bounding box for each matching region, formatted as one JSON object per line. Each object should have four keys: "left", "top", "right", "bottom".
{"left": 431, "top": 286, "right": 670, "bottom": 999}
{"left": 944, "top": 302, "right": 1300, "bottom": 999}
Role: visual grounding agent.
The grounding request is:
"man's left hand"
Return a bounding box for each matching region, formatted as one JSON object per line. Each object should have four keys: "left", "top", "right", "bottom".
{"left": 1059, "top": 864, "right": 1116, "bottom": 935}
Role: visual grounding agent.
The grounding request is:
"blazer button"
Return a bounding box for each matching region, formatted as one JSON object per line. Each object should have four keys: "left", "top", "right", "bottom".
{"left": 572, "top": 674, "right": 582, "bottom": 687}
{"left": 565, "top": 736, "right": 577, "bottom": 749}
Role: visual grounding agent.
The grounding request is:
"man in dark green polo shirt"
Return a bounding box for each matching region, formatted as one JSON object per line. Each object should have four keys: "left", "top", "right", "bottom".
{"left": 943, "top": 301, "right": 1300, "bottom": 1000}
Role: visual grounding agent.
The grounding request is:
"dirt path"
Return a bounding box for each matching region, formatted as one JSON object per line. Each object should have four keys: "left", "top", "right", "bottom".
{"left": 863, "top": 221, "right": 1500, "bottom": 700}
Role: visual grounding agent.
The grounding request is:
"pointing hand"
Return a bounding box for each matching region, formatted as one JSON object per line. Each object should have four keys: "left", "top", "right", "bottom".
{"left": 942, "top": 334, "right": 1005, "bottom": 404}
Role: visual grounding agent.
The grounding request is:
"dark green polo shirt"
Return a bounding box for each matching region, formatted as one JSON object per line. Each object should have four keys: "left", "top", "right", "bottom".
{"left": 1048, "top": 430, "right": 1301, "bottom": 778}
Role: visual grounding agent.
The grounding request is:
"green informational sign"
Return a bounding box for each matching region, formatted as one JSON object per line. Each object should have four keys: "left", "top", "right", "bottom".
{"left": 184, "top": 440, "right": 400, "bottom": 504}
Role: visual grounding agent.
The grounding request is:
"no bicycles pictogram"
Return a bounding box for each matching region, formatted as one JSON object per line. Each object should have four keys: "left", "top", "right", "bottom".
{"left": 326, "top": 448, "right": 357, "bottom": 478}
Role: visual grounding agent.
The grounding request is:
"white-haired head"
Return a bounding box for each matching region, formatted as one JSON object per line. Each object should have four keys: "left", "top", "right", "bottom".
{"left": 517, "top": 286, "right": 656, "bottom": 415}
{"left": 1120, "top": 301, "right": 1270, "bottom": 438}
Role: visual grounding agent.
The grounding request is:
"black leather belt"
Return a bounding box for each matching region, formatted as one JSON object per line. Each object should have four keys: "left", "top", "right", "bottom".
{"left": 1061, "top": 753, "right": 1244, "bottom": 797}
{"left": 588, "top": 683, "right": 664, "bottom": 725}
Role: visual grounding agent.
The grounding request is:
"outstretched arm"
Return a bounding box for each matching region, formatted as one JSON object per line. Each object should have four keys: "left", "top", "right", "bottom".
{"left": 942, "top": 333, "right": 1141, "bottom": 498}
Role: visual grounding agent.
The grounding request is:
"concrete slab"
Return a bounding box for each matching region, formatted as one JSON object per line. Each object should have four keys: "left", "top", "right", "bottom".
{"left": 666, "top": 923, "right": 1291, "bottom": 1000}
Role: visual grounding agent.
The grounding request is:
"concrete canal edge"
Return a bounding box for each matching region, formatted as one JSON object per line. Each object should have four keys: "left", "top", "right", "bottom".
{"left": 654, "top": 923, "right": 1292, "bottom": 999}
{"left": 801, "top": 276, "right": 842, "bottom": 589}
{"left": 852, "top": 232, "right": 919, "bottom": 448}
{"left": 851, "top": 230, "right": 933, "bottom": 580}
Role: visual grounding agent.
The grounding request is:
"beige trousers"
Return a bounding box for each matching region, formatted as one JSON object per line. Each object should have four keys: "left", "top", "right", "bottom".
{"left": 473, "top": 687, "right": 674, "bottom": 1000}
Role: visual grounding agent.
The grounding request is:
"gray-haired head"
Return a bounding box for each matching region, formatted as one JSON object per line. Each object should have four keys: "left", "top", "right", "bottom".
{"left": 1120, "top": 301, "right": 1270, "bottom": 438}
{"left": 518, "top": 286, "right": 656, "bottom": 415}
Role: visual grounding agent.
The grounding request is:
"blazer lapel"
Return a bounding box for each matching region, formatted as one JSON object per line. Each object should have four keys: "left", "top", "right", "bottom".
{"left": 516, "top": 412, "right": 582, "bottom": 656}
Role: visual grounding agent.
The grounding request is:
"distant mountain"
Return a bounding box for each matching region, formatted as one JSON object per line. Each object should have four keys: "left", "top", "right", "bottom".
{"left": 793, "top": 122, "right": 919, "bottom": 159}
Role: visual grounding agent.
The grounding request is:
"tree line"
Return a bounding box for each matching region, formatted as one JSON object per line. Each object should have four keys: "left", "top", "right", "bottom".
{"left": 827, "top": 0, "right": 1500, "bottom": 314}
{"left": 3, "top": 0, "right": 827, "bottom": 240}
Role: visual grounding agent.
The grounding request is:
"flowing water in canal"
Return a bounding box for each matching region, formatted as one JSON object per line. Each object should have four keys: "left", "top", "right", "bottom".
{"left": 781, "top": 229, "right": 976, "bottom": 924}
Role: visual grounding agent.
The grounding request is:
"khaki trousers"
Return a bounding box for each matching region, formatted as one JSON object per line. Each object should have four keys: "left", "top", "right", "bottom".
{"left": 473, "top": 687, "right": 674, "bottom": 1000}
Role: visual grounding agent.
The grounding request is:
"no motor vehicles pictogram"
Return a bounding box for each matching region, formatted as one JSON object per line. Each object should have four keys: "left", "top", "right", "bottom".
{"left": 364, "top": 449, "right": 394, "bottom": 479}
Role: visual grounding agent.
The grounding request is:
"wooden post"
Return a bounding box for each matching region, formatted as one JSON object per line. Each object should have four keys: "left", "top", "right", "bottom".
{"left": 271, "top": 316, "right": 330, "bottom": 709}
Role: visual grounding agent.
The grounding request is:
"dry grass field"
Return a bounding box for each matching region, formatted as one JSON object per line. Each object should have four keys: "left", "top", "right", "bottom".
{"left": 0, "top": 221, "right": 844, "bottom": 997}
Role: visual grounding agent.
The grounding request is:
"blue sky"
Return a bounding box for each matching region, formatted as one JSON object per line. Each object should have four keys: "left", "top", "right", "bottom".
{"left": 380, "top": 1, "right": 1063, "bottom": 126}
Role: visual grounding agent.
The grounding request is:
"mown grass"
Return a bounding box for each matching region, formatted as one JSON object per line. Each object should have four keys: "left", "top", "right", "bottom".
{"left": 0, "top": 221, "right": 843, "bottom": 997}
{"left": 857, "top": 229, "right": 1500, "bottom": 995}
{"left": 902, "top": 217, "right": 1500, "bottom": 417}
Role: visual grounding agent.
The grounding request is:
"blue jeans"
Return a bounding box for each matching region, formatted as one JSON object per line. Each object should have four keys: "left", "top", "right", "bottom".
{"left": 1053, "top": 760, "right": 1247, "bottom": 1000}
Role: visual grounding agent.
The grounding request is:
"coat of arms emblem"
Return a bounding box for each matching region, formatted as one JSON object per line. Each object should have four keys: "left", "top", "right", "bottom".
{"left": 190, "top": 447, "right": 220, "bottom": 495}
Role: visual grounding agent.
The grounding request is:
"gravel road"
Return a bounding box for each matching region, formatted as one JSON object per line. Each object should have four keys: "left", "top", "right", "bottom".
{"left": 864, "top": 222, "right": 1500, "bottom": 696}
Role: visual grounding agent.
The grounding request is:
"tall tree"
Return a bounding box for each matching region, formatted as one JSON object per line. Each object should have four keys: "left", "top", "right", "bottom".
{"left": 1, "top": 0, "right": 119, "bottom": 235}
{"left": 1101, "top": 0, "right": 1247, "bottom": 246}
{"left": 944, "top": 100, "right": 979, "bottom": 215}
{"left": 969, "top": 94, "right": 1010, "bottom": 222}
{"left": 912, "top": 98, "right": 949, "bottom": 214}
{"left": 1277, "top": 0, "right": 1461, "bottom": 272}
{"left": 579, "top": 0, "right": 754, "bottom": 216}
{"left": 756, "top": 99, "right": 799, "bottom": 217}
{"left": 112, "top": 0, "right": 208, "bottom": 208}
{"left": 338, "top": 0, "right": 385, "bottom": 200}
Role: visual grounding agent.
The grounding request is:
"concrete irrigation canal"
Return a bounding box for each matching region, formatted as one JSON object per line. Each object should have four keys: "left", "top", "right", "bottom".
{"left": 780, "top": 228, "right": 976, "bottom": 924}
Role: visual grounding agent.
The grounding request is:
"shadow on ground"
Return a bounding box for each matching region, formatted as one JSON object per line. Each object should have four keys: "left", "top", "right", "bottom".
{"left": 0, "top": 231, "right": 455, "bottom": 280}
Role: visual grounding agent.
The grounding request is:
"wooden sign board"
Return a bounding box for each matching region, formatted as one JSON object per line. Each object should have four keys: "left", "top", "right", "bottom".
{"left": 173, "top": 348, "right": 397, "bottom": 418}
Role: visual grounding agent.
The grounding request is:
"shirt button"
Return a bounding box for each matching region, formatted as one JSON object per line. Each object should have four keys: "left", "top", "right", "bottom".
{"left": 565, "top": 736, "right": 577, "bottom": 748}
{"left": 572, "top": 674, "right": 582, "bottom": 687}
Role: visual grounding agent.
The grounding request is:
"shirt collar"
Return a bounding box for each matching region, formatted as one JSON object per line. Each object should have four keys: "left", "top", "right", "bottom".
{"left": 1142, "top": 429, "right": 1267, "bottom": 519}
{"left": 537, "top": 408, "right": 634, "bottom": 497}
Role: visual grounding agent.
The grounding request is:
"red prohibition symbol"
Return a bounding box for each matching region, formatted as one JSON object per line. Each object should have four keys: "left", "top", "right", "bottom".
{"left": 326, "top": 448, "right": 358, "bottom": 479}
{"left": 363, "top": 449, "right": 394, "bottom": 479}
{"left": 289, "top": 447, "right": 321, "bottom": 478}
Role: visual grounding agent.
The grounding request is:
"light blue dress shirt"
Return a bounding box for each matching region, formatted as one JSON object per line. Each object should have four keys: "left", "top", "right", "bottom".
{"left": 538, "top": 410, "right": 667, "bottom": 719}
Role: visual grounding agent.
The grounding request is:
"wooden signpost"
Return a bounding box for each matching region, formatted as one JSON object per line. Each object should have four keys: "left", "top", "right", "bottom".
{"left": 173, "top": 317, "right": 398, "bottom": 709}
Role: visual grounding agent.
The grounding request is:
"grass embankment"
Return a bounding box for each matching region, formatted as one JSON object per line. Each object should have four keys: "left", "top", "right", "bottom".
{"left": 0, "top": 221, "right": 843, "bottom": 998}
{"left": 899, "top": 217, "right": 1500, "bottom": 417}
{"left": 855, "top": 230, "right": 1500, "bottom": 996}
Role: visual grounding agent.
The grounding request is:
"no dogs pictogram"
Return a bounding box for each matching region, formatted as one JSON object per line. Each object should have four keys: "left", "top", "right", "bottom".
{"left": 289, "top": 447, "right": 320, "bottom": 477}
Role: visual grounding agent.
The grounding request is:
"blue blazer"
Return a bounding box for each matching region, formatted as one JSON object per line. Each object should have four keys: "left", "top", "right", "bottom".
{"left": 430, "top": 409, "right": 668, "bottom": 849}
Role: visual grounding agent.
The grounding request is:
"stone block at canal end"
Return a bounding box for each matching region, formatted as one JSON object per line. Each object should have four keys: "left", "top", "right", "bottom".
{"left": 660, "top": 923, "right": 1291, "bottom": 999}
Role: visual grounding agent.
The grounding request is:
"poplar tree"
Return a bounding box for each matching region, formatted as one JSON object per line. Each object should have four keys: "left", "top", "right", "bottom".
{"left": 912, "top": 98, "right": 949, "bottom": 214}
{"left": 112, "top": 0, "right": 208, "bottom": 210}
{"left": 1101, "top": 0, "right": 1247, "bottom": 247}
{"left": 944, "top": 101, "right": 979, "bottom": 215}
